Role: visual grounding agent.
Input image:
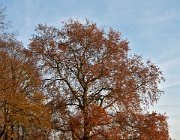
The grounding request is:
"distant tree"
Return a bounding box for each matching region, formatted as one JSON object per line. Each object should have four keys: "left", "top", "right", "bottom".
{"left": 0, "top": 7, "right": 51, "bottom": 140}
{"left": 29, "top": 19, "right": 169, "bottom": 140}
{"left": 0, "top": 6, "right": 8, "bottom": 32}
{"left": 116, "top": 111, "right": 168, "bottom": 139}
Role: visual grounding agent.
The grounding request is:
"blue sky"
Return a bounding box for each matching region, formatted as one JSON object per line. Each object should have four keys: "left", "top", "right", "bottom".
{"left": 1, "top": 0, "right": 180, "bottom": 139}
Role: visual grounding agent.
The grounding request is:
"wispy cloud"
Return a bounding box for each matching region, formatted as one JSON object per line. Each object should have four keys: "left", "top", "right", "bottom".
{"left": 142, "top": 9, "right": 178, "bottom": 25}
{"left": 158, "top": 57, "right": 180, "bottom": 90}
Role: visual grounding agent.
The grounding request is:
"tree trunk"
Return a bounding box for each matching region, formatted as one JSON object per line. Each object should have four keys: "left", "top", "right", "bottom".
{"left": 5, "top": 132, "right": 8, "bottom": 140}
{"left": 0, "top": 124, "right": 6, "bottom": 140}
{"left": 83, "top": 91, "right": 89, "bottom": 140}
{"left": 11, "top": 124, "right": 14, "bottom": 140}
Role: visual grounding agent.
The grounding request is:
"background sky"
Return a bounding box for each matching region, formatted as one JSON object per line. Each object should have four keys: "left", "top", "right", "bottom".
{"left": 1, "top": 0, "right": 180, "bottom": 139}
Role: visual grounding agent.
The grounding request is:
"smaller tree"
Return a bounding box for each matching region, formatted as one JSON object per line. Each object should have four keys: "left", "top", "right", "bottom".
{"left": 0, "top": 34, "right": 51, "bottom": 140}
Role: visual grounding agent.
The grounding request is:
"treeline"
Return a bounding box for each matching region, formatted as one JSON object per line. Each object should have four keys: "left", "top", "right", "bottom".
{"left": 0, "top": 7, "right": 170, "bottom": 140}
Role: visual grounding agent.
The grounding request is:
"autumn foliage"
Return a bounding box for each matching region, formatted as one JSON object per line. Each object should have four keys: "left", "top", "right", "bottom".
{"left": 28, "top": 19, "right": 169, "bottom": 140}
{"left": 0, "top": 8, "right": 169, "bottom": 140}
{"left": 0, "top": 9, "right": 51, "bottom": 140}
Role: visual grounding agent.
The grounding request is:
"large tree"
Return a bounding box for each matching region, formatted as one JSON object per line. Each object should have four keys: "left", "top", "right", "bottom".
{"left": 29, "top": 20, "right": 169, "bottom": 140}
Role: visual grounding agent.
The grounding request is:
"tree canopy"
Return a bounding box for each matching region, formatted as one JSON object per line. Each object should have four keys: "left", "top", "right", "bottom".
{"left": 0, "top": 5, "right": 170, "bottom": 140}
{"left": 28, "top": 20, "right": 169, "bottom": 140}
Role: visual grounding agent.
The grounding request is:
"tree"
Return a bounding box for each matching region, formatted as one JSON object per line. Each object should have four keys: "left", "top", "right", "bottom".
{"left": 115, "top": 111, "right": 169, "bottom": 139}
{"left": 0, "top": 36, "right": 51, "bottom": 140}
{"left": 29, "top": 20, "right": 169, "bottom": 140}
{"left": 0, "top": 8, "right": 51, "bottom": 140}
{"left": 0, "top": 6, "right": 8, "bottom": 32}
